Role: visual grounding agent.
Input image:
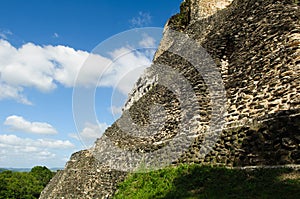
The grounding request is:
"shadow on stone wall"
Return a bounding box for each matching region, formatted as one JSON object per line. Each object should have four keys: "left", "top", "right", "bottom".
{"left": 235, "top": 109, "right": 300, "bottom": 166}
{"left": 163, "top": 165, "right": 300, "bottom": 198}
{"left": 180, "top": 109, "right": 300, "bottom": 167}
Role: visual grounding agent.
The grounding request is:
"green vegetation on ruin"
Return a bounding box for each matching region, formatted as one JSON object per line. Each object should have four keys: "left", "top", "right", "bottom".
{"left": 114, "top": 164, "right": 300, "bottom": 199}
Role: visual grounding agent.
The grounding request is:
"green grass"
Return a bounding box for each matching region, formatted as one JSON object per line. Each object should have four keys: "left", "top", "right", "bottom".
{"left": 114, "top": 164, "right": 300, "bottom": 199}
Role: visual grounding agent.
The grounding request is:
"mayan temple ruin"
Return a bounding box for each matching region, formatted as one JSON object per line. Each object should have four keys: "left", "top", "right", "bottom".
{"left": 40, "top": 0, "right": 300, "bottom": 198}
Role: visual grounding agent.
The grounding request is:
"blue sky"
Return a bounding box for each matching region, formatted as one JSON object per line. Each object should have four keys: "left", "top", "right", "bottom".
{"left": 0, "top": 0, "right": 182, "bottom": 168}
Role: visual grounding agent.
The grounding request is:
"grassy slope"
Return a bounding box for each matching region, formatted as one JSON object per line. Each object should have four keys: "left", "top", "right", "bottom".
{"left": 114, "top": 164, "right": 300, "bottom": 199}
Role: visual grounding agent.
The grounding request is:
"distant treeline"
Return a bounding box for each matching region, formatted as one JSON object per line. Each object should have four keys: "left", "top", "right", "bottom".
{"left": 0, "top": 166, "right": 55, "bottom": 199}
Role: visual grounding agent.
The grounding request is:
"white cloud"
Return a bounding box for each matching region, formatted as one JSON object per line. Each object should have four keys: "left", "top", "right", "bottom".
{"left": 0, "top": 40, "right": 91, "bottom": 103}
{"left": 53, "top": 32, "right": 59, "bottom": 38}
{"left": 4, "top": 115, "right": 58, "bottom": 135}
{"left": 110, "top": 105, "right": 123, "bottom": 116}
{"left": 38, "top": 151, "right": 56, "bottom": 160}
{"left": 130, "top": 12, "right": 152, "bottom": 27}
{"left": 0, "top": 134, "right": 74, "bottom": 149}
{"left": 0, "top": 134, "right": 73, "bottom": 167}
{"left": 0, "top": 30, "right": 12, "bottom": 40}
{"left": 37, "top": 139, "right": 74, "bottom": 148}
{"left": 139, "top": 34, "right": 156, "bottom": 48}
{"left": 101, "top": 47, "right": 152, "bottom": 95}
{"left": 0, "top": 38, "right": 154, "bottom": 104}
{"left": 69, "top": 122, "right": 108, "bottom": 147}
{"left": 0, "top": 40, "right": 89, "bottom": 90}
{"left": 0, "top": 83, "right": 32, "bottom": 105}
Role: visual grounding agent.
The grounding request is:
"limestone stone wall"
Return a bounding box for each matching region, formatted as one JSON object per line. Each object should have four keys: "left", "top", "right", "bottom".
{"left": 40, "top": 150, "right": 126, "bottom": 198}
{"left": 121, "top": 0, "right": 300, "bottom": 166}
{"left": 183, "top": 0, "right": 300, "bottom": 165}
{"left": 40, "top": 0, "right": 300, "bottom": 198}
{"left": 189, "top": 0, "right": 233, "bottom": 21}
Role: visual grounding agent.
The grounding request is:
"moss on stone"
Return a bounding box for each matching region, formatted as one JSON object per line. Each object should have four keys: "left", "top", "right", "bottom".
{"left": 168, "top": 0, "right": 191, "bottom": 31}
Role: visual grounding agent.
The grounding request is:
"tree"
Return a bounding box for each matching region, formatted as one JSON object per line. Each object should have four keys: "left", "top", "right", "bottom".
{"left": 0, "top": 166, "right": 55, "bottom": 199}
{"left": 30, "top": 166, "right": 54, "bottom": 187}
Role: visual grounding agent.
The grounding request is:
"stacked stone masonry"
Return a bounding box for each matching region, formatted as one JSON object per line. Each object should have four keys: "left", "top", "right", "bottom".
{"left": 40, "top": 0, "right": 300, "bottom": 198}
